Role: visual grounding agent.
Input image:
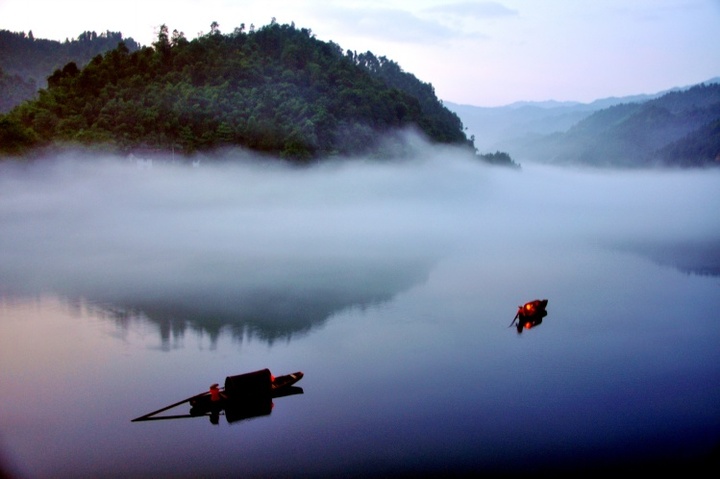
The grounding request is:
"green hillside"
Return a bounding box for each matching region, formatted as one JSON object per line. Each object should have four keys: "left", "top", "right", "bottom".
{"left": 0, "top": 21, "right": 479, "bottom": 162}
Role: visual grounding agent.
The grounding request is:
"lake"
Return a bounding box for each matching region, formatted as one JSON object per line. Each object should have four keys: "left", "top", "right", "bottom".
{"left": 1, "top": 148, "right": 719, "bottom": 478}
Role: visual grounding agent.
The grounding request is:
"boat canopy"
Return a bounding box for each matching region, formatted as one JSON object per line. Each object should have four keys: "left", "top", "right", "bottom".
{"left": 225, "top": 368, "right": 273, "bottom": 398}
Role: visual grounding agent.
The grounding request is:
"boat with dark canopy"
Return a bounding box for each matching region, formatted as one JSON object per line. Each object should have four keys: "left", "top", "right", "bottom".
{"left": 509, "top": 299, "right": 548, "bottom": 333}
{"left": 132, "top": 369, "right": 304, "bottom": 424}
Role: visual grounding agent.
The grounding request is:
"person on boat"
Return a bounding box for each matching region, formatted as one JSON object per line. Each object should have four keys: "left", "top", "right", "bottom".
{"left": 209, "top": 383, "right": 227, "bottom": 403}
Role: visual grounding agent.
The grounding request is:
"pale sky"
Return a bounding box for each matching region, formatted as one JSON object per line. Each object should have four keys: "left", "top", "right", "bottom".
{"left": 1, "top": 0, "right": 719, "bottom": 106}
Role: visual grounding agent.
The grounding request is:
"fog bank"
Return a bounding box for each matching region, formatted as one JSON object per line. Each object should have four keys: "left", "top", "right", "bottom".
{"left": 1, "top": 146, "right": 718, "bottom": 338}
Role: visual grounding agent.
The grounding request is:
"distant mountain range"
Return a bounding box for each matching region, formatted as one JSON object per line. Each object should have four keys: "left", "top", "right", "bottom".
{"left": 447, "top": 77, "right": 720, "bottom": 167}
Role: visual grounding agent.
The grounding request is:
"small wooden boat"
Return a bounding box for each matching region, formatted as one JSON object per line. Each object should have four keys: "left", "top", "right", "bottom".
{"left": 131, "top": 369, "right": 304, "bottom": 422}
{"left": 189, "top": 369, "right": 303, "bottom": 412}
{"left": 510, "top": 299, "right": 548, "bottom": 333}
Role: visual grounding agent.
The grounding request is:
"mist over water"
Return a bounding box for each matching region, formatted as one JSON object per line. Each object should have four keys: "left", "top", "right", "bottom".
{"left": 2, "top": 145, "right": 717, "bottom": 304}
{"left": 1, "top": 141, "right": 720, "bottom": 478}
{"left": 1, "top": 146, "right": 719, "bottom": 339}
{"left": 1, "top": 143, "right": 719, "bottom": 349}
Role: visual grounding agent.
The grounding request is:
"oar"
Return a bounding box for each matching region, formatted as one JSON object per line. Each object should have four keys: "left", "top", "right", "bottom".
{"left": 508, "top": 310, "right": 519, "bottom": 327}
{"left": 131, "top": 390, "right": 210, "bottom": 422}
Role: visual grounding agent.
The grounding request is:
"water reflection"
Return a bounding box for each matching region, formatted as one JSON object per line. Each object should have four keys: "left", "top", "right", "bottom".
{"left": 129, "top": 387, "right": 304, "bottom": 425}
{"left": 612, "top": 238, "right": 720, "bottom": 278}
{"left": 49, "top": 255, "right": 433, "bottom": 349}
{"left": 0, "top": 156, "right": 441, "bottom": 347}
{"left": 200, "top": 386, "right": 304, "bottom": 426}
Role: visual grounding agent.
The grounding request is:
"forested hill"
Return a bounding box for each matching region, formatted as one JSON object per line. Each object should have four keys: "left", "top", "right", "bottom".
{"left": 0, "top": 21, "right": 475, "bottom": 162}
{"left": 0, "top": 29, "right": 141, "bottom": 112}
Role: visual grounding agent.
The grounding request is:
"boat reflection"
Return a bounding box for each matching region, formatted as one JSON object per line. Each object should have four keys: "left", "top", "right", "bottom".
{"left": 195, "top": 385, "right": 304, "bottom": 425}
{"left": 509, "top": 299, "right": 548, "bottom": 334}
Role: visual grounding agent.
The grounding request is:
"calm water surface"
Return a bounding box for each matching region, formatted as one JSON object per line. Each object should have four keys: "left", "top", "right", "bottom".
{"left": 1, "top": 152, "right": 719, "bottom": 478}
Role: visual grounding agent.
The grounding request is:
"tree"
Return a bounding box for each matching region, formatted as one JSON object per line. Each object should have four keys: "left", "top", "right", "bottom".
{"left": 1, "top": 21, "right": 474, "bottom": 161}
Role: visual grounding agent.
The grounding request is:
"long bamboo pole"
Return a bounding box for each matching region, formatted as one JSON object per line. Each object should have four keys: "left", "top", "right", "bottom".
{"left": 131, "top": 390, "right": 209, "bottom": 422}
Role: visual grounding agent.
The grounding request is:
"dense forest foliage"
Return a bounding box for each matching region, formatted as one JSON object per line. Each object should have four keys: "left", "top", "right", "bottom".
{"left": 658, "top": 117, "right": 720, "bottom": 166}
{"left": 0, "top": 21, "right": 511, "bottom": 164}
{"left": 518, "top": 83, "right": 720, "bottom": 167}
{"left": 0, "top": 29, "right": 140, "bottom": 112}
{"left": 476, "top": 151, "right": 519, "bottom": 167}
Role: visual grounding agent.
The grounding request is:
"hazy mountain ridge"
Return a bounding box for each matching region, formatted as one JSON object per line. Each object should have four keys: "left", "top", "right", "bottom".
{"left": 445, "top": 92, "right": 671, "bottom": 153}
{"left": 528, "top": 82, "right": 720, "bottom": 167}
{"left": 449, "top": 77, "right": 720, "bottom": 168}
